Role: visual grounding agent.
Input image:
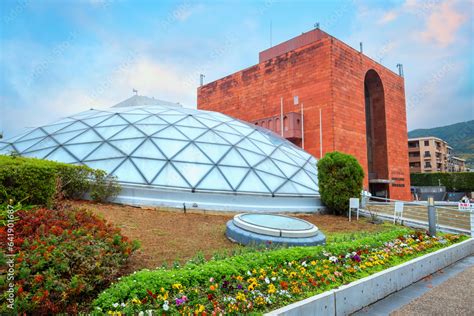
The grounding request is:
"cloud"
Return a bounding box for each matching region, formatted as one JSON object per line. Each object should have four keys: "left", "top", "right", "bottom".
{"left": 378, "top": 10, "right": 398, "bottom": 24}
{"left": 418, "top": 0, "right": 468, "bottom": 47}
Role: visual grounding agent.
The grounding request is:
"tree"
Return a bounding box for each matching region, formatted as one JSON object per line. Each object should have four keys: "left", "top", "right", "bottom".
{"left": 317, "top": 151, "right": 364, "bottom": 215}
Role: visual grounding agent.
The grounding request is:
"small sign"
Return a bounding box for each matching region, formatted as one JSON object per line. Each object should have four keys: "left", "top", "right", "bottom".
{"left": 293, "top": 96, "right": 299, "bottom": 105}
{"left": 458, "top": 203, "right": 473, "bottom": 211}
{"left": 350, "top": 198, "right": 360, "bottom": 209}
{"left": 395, "top": 201, "right": 404, "bottom": 213}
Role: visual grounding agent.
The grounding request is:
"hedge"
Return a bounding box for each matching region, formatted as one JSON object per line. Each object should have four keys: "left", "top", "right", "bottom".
{"left": 410, "top": 172, "right": 474, "bottom": 192}
{"left": 0, "top": 155, "right": 120, "bottom": 206}
{"left": 317, "top": 152, "right": 364, "bottom": 215}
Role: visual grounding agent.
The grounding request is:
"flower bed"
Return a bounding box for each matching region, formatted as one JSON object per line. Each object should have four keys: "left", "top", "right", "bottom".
{"left": 93, "top": 229, "right": 465, "bottom": 315}
{"left": 0, "top": 206, "right": 139, "bottom": 314}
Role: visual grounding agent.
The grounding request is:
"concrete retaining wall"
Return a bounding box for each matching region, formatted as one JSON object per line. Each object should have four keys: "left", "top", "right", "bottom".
{"left": 266, "top": 238, "right": 473, "bottom": 316}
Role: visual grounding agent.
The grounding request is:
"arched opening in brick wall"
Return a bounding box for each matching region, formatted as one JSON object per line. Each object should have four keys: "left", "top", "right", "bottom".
{"left": 364, "top": 69, "right": 389, "bottom": 197}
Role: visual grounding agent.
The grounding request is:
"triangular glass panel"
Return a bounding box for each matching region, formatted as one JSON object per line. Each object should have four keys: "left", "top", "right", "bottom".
{"left": 159, "top": 114, "right": 187, "bottom": 124}
{"left": 255, "top": 170, "right": 287, "bottom": 192}
{"left": 111, "top": 159, "right": 145, "bottom": 184}
{"left": 64, "top": 142, "right": 101, "bottom": 161}
{"left": 132, "top": 139, "right": 166, "bottom": 159}
{"left": 218, "top": 132, "right": 242, "bottom": 144}
{"left": 236, "top": 169, "right": 270, "bottom": 193}
{"left": 67, "top": 129, "right": 102, "bottom": 144}
{"left": 109, "top": 125, "right": 146, "bottom": 140}
{"left": 248, "top": 131, "right": 272, "bottom": 144}
{"left": 94, "top": 125, "right": 128, "bottom": 140}
{"left": 291, "top": 169, "right": 318, "bottom": 188}
{"left": 214, "top": 123, "right": 240, "bottom": 135}
{"left": 81, "top": 115, "right": 110, "bottom": 127}
{"left": 152, "top": 138, "right": 189, "bottom": 159}
{"left": 218, "top": 166, "right": 249, "bottom": 190}
{"left": 14, "top": 138, "right": 44, "bottom": 153}
{"left": 228, "top": 120, "right": 254, "bottom": 135}
{"left": 254, "top": 158, "right": 284, "bottom": 177}
{"left": 84, "top": 143, "right": 124, "bottom": 160}
{"left": 196, "top": 167, "right": 232, "bottom": 191}
{"left": 195, "top": 130, "right": 229, "bottom": 145}
{"left": 195, "top": 143, "right": 231, "bottom": 163}
{"left": 24, "top": 137, "right": 58, "bottom": 153}
{"left": 152, "top": 162, "right": 190, "bottom": 188}
{"left": 173, "top": 143, "right": 212, "bottom": 164}
{"left": 45, "top": 147, "right": 77, "bottom": 164}
{"left": 275, "top": 180, "right": 317, "bottom": 195}
{"left": 42, "top": 121, "right": 75, "bottom": 134}
{"left": 73, "top": 109, "right": 98, "bottom": 119}
{"left": 109, "top": 138, "right": 144, "bottom": 155}
{"left": 17, "top": 128, "right": 47, "bottom": 141}
{"left": 134, "top": 115, "right": 168, "bottom": 125}
{"left": 130, "top": 158, "right": 167, "bottom": 184}
{"left": 135, "top": 124, "right": 167, "bottom": 136}
{"left": 235, "top": 138, "right": 264, "bottom": 154}
{"left": 271, "top": 148, "right": 299, "bottom": 165}
{"left": 238, "top": 148, "right": 266, "bottom": 167}
{"left": 173, "top": 162, "right": 213, "bottom": 188}
{"left": 174, "top": 126, "right": 207, "bottom": 140}
{"left": 194, "top": 116, "right": 222, "bottom": 128}
{"left": 55, "top": 121, "right": 89, "bottom": 134}
{"left": 85, "top": 158, "right": 124, "bottom": 174}
{"left": 52, "top": 130, "right": 85, "bottom": 143}
{"left": 218, "top": 148, "right": 248, "bottom": 167}
{"left": 175, "top": 116, "right": 207, "bottom": 128}
{"left": 22, "top": 147, "right": 55, "bottom": 159}
{"left": 96, "top": 114, "right": 128, "bottom": 127}
{"left": 121, "top": 113, "right": 151, "bottom": 123}
{"left": 252, "top": 140, "right": 276, "bottom": 156}
{"left": 275, "top": 161, "right": 301, "bottom": 178}
{"left": 152, "top": 126, "right": 188, "bottom": 140}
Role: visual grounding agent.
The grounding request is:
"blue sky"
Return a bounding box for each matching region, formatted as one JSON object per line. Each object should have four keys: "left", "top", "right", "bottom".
{"left": 1, "top": 0, "right": 472, "bottom": 138}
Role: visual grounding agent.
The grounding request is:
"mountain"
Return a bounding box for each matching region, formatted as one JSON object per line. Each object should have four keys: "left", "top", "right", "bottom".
{"left": 408, "top": 120, "right": 474, "bottom": 168}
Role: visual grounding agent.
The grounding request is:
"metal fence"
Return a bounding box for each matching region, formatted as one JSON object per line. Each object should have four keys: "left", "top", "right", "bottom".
{"left": 358, "top": 196, "right": 473, "bottom": 236}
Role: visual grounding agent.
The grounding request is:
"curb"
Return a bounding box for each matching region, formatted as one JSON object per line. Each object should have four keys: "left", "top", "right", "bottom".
{"left": 266, "top": 238, "right": 474, "bottom": 316}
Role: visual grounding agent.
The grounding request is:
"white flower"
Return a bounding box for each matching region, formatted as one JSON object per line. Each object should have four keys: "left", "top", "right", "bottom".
{"left": 301, "top": 261, "right": 307, "bottom": 267}
{"left": 265, "top": 277, "right": 270, "bottom": 284}
{"left": 138, "top": 312, "right": 144, "bottom": 316}
{"left": 271, "top": 277, "right": 276, "bottom": 281}
{"left": 146, "top": 310, "right": 154, "bottom": 316}
{"left": 112, "top": 303, "right": 119, "bottom": 308}
{"left": 210, "top": 277, "right": 214, "bottom": 282}
{"left": 121, "top": 303, "right": 126, "bottom": 307}
{"left": 163, "top": 302, "right": 169, "bottom": 311}
{"left": 329, "top": 256, "right": 338, "bottom": 263}
{"left": 247, "top": 270, "right": 252, "bottom": 276}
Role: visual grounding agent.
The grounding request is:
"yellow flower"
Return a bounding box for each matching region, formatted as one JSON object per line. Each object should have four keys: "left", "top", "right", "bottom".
{"left": 323, "top": 269, "right": 330, "bottom": 275}
{"left": 172, "top": 283, "right": 182, "bottom": 290}
{"left": 289, "top": 272, "right": 297, "bottom": 278}
{"left": 131, "top": 298, "right": 141, "bottom": 305}
{"left": 255, "top": 296, "right": 266, "bottom": 305}
{"left": 236, "top": 292, "right": 247, "bottom": 301}
{"left": 195, "top": 304, "right": 205, "bottom": 313}
{"left": 311, "top": 260, "right": 317, "bottom": 266}
{"left": 236, "top": 275, "right": 243, "bottom": 281}
{"left": 160, "top": 287, "right": 165, "bottom": 293}
{"left": 267, "top": 284, "right": 276, "bottom": 294}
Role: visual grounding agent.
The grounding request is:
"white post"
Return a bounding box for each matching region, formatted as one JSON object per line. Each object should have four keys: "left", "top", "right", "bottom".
{"left": 301, "top": 102, "right": 304, "bottom": 150}
{"left": 470, "top": 207, "right": 474, "bottom": 238}
{"left": 280, "top": 97, "right": 284, "bottom": 137}
{"left": 319, "top": 108, "right": 323, "bottom": 158}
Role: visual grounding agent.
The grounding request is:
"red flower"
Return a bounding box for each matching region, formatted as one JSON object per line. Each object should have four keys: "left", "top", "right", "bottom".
{"left": 34, "top": 275, "right": 44, "bottom": 283}
{"left": 280, "top": 281, "right": 288, "bottom": 290}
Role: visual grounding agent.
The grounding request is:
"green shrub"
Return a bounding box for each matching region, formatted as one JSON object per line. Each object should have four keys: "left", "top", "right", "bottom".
{"left": 0, "top": 155, "right": 121, "bottom": 206}
{"left": 411, "top": 172, "right": 474, "bottom": 191}
{"left": 0, "top": 206, "right": 139, "bottom": 314}
{"left": 317, "top": 152, "right": 364, "bottom": 215}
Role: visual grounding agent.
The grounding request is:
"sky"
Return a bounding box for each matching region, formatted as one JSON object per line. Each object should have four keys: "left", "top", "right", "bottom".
{"left": 0, "top": 0, "right": 473, "bottom": 138}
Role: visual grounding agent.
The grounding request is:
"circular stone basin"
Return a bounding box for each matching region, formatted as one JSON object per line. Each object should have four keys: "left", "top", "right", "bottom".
{"left": 226, "top": 213, "right": 326, "bottom": 247}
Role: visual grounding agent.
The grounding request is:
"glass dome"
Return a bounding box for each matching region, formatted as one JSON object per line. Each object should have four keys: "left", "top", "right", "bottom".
{"left": 0, "top": 96, "right": 321, "bottom": 211}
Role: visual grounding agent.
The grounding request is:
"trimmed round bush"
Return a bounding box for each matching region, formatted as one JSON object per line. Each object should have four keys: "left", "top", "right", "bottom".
{"left": 317, "top": 151, "right": 364, "bottom": 215}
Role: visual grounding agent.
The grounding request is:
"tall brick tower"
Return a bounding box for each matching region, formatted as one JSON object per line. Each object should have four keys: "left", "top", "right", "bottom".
{"left": 197, "top": 28, "right": 411, "bottom": 200}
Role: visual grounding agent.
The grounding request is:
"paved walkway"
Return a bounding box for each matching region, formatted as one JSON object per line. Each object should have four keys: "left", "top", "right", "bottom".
{"left": 353, "top": 255, "right": 474, "bottom": 316}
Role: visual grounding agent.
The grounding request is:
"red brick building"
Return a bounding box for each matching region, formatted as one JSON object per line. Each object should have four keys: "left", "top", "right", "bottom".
{"left": 197, "top": 29, "right": 411, "bottom": 200}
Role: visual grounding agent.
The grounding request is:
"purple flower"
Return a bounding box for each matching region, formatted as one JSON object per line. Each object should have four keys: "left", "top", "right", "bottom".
{"left": 352, "top": 254, "right": 361, "bottom": 262}
{"left": 237, "top": 284, "right": 243, "bottom": 290}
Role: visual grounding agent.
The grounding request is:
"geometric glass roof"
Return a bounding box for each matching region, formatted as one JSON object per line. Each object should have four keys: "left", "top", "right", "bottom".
{"left": 0, "top": 96, "right": 319, "bottom": 197}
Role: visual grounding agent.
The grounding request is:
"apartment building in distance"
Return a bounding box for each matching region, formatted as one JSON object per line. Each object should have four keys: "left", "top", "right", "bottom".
{"left": 408, "top": 137, "right": 466, "bottom": 173}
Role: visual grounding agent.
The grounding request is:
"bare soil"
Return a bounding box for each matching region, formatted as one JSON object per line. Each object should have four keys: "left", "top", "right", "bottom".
{"left": 68, "top": 200, "right": 388, "bottom": 273}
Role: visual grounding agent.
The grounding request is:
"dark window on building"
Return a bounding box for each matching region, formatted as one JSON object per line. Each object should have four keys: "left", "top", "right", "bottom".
{"left": 424, "top": 140, "right": 429, "bottom": 146}
{"left": 425, "top": 162, "right": 432, "bottom": 168}
{"left": 424, "top": 151, "right": 431, "bottom": 157}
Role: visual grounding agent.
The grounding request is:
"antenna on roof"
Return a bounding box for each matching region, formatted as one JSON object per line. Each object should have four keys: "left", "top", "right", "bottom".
{"left": 200, "top": 74, "right": 205, "bottom": 87}
{"left": 396, "top": 64, "right": 404, "bottom": 77}
{"left": 314, "top": 22, "right": 320, "bottom": 29}
{"left": 359, "top": 42, "right": 363, "bottom": 54}
{"left": 132, "top": 89, "right": 138, "bottom": 95}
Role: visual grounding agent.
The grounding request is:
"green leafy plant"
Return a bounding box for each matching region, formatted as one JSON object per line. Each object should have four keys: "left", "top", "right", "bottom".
{"left": 317, "top": 152, "right": 364, "bottom": 215}
{"left": 411, "top": 172, "right": 474, "bottom": 192}
{"left": 90, "top": 170, "right": 121, "bottom": 203}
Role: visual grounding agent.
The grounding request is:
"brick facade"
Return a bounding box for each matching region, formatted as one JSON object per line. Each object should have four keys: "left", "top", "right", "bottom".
{"left": 197, "top": 29, "right": 411, "bottom": 200}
